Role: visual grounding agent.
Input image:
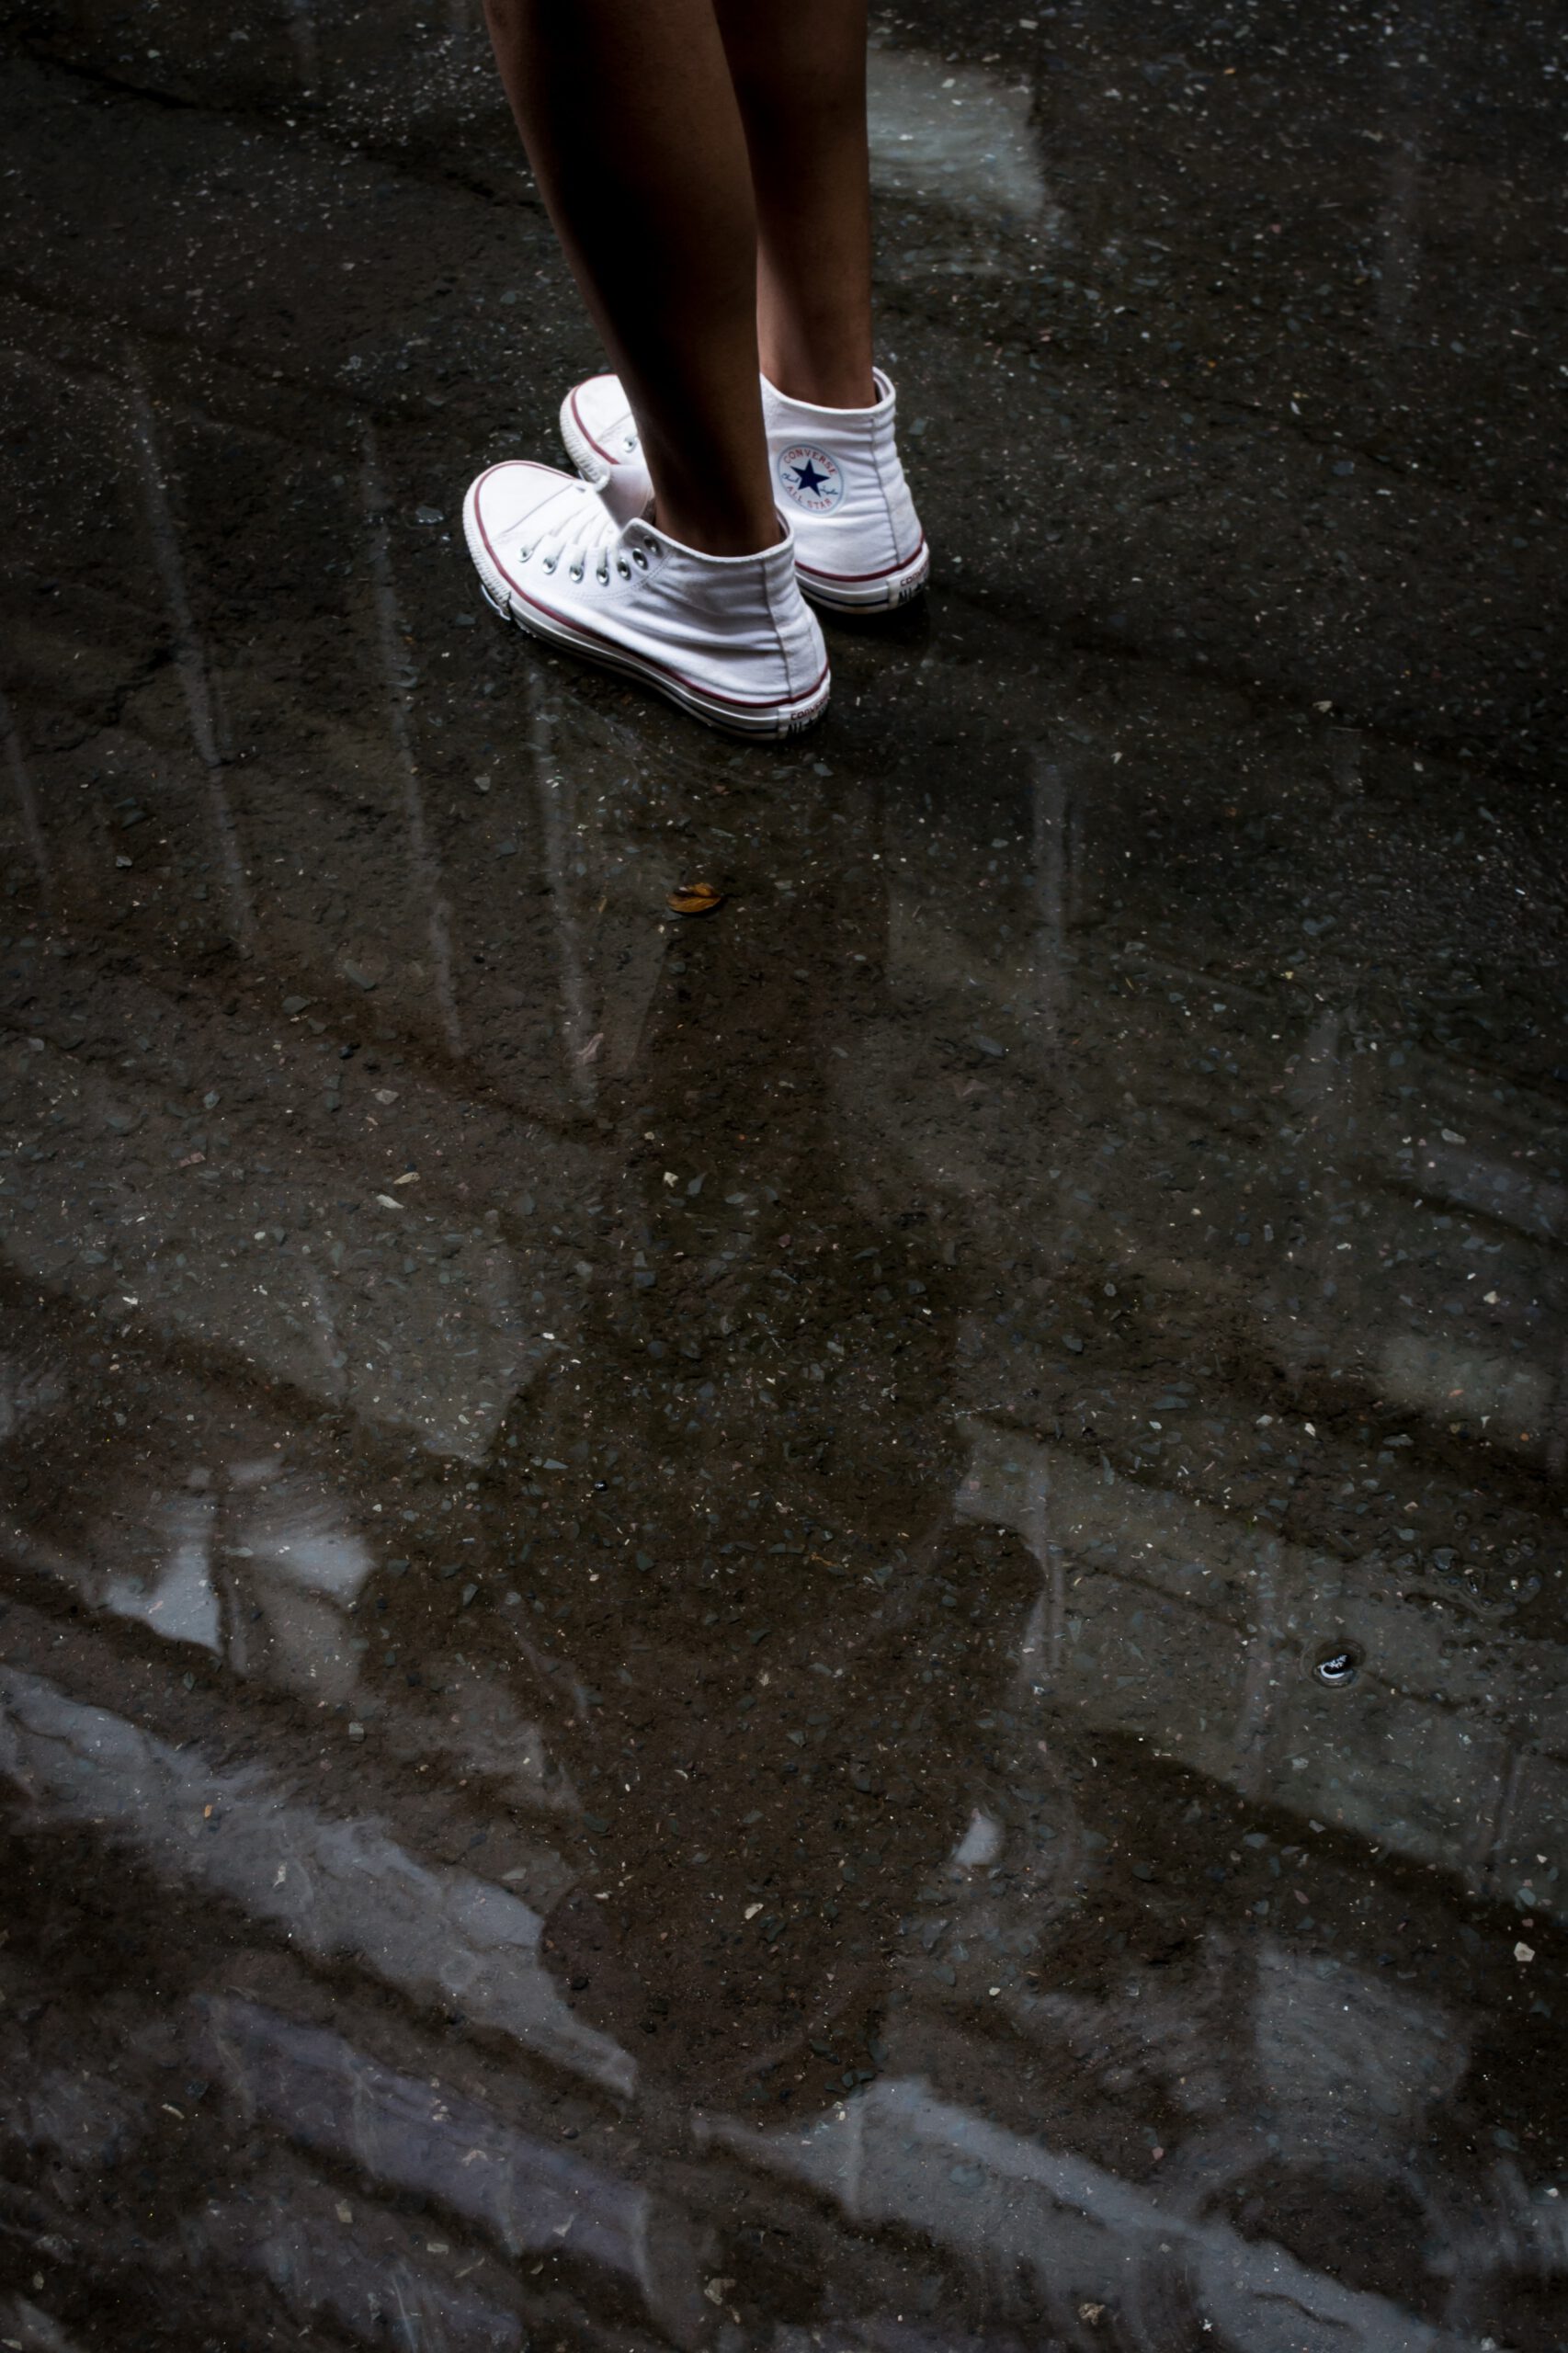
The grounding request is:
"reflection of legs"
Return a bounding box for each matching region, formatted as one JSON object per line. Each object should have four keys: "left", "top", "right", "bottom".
{"left": 715, "top": 0, "right": 877, "bottom": 408}
{"left": 482, "top": 0, "right": 776, "bottom": 555}
{"left": 518, "top": 789, "right": 1028, "bottom": 2105}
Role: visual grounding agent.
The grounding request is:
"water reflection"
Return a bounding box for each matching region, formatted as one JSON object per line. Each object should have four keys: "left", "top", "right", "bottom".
{"left": 867, "top": 36, "right": 1063, "bottom": 274}
{"left": 124, "top": 353, "right": 256, "bottom": 955}
{"left": 96, "top": 1456, "right": 373, "bottom": 1699}
{"left": 2, "top": 0, "right": 1567, "bottom": 2347}
{"left": 0, "top": 685, "right": 51, "bottom": 904}
{"left": 0, "top": 1659, "right": 628, "bottom": 2092}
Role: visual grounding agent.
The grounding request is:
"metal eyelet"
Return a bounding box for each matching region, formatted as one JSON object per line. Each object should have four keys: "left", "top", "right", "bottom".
{"left": 569, "top": 562, "right": 585, "bottom": 582}
{"left": 617, "top": 558, "right": 631, "bottom": 579}
{"left": 596, "top": 563, "right": 609, "bottom": 584}
{"left": 543, "top": 555, "right": 558, "bottom": 573}
{"left": 518, "top": 545, "right": 533, "bottom": 563}
{"left": 632, "top": 546, "right": 649, "bottom": 569}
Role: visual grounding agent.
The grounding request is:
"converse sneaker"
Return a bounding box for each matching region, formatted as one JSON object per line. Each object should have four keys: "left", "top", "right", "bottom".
{"left": 560, "top": 368, "right": 929, "bottom": 613}
{"left": 462, "top": 460, "right": 830, "bottom": 737}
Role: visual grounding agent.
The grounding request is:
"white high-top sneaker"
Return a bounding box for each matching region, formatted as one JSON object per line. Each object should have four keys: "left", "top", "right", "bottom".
{"left": 560, "top": 369, "right": 929, "bottom": 613}
{"left": 462, "top": 460, "right": 830, "bottom": 737}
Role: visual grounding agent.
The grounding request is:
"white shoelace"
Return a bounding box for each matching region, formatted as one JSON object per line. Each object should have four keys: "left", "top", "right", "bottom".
{"left": 519, "top": 486, "right": 645, "bottom": 586}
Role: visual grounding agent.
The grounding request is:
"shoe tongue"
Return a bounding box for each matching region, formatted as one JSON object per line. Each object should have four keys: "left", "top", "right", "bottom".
{"left": 598, "top": 466, "right": 653, "bottom": 529}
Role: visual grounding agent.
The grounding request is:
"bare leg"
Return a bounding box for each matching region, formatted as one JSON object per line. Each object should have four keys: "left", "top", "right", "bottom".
{"left": 715, "top": 0, "right": 877, "bottom": 409}
{"left": 482, "top": 0, "right": 778, "bottom": 555}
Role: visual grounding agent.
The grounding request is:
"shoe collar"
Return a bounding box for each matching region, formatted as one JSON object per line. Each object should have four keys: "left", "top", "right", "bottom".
{"left": 624, "top": 508, "right": 796, "bottom": 566}
{"left": 760, "top": 366, "right": 895, "bottom": 423}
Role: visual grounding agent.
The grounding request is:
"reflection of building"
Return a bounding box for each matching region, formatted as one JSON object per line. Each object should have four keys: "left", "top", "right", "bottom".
{"left": 6, "top": 663, "right": 1568, "bottom": 2347}
{"left": 4, "top": 1609, "right": 1564, "bottom": 2348}
{"left": 957, "top": 1420, "right": 1568, "bottom": 1920}
{"left": 0, "top": 1656, "right": 626, "bottom": 2095}
{"left": 841, "top": 733, "right": 1568, "bottom": 1948}
{"left": 5, "top": 672, "right": 1565, "bottom": 2347}
{"left": 0, "top": 995, "right": 588, "bottom": 1465}
{"left": 98, "top": 1459, "right": 371, "bottom": 1698}
{"left": 706, "top": 2034, "right": 1506, "bottom": 2353}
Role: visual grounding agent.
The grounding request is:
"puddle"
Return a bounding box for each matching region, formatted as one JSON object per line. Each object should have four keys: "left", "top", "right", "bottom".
{"left": 1, "top": 3, "right": 1566, "bottom": 2347}
{"left": 868, "top": 36, "right": 1063, "bottom": 269}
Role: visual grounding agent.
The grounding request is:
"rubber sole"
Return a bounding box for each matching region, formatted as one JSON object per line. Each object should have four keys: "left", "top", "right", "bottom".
{"left": 795, "top": 540, "right": 930, "bottom": 613}
{"left": 562, "top": 395, "right": 929, "bottom": 615}
{"left": 463, "top": 484, "right": 830, "bottom": 741}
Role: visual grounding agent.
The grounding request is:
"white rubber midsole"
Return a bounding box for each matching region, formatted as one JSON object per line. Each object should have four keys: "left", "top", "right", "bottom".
{"left": 796, "top": 541, "right": 931, "bottom": 613}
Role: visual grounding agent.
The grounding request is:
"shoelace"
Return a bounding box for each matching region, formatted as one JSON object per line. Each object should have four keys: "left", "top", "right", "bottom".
{"left": 519, "top": 486, "right": 647, "bottom": 585}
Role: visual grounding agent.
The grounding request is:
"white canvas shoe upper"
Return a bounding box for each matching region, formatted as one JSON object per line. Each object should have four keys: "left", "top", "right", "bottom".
{"left": 463, "top": 460, "right": 829, "bottom": 737}
{"left": 560, "top": 368, "right": 929, "bottom": 612}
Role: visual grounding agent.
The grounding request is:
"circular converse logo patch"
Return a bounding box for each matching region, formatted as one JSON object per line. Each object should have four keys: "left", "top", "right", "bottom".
{"left": 777, "top": 445, "right": 844, "bottom": 514}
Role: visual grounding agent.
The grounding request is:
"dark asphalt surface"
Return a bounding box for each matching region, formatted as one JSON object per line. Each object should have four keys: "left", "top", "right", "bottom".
{"left": 2, "top": 3, "right": 1566, "bottom": 2347}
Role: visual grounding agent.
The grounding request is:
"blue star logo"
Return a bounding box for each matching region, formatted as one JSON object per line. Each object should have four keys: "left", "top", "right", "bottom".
{"left": 790, "top": 458, "right": 830, "bottom": 497}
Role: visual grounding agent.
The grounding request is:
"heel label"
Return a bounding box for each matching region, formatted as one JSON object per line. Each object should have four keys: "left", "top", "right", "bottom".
{"left": 778, "top": 446, "right": 845, "bottom": 514}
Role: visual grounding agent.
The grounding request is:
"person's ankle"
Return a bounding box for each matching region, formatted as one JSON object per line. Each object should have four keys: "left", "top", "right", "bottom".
{"left": 649, "top": 499, "right": 782, "bottom": 560}
{"left": 760, "top": 352, "right": 879, "bottom": 410}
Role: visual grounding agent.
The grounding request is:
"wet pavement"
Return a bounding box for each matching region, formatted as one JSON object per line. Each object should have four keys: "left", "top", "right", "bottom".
{"left": 3, "top": 1, "right": 1568, "bottom": 2346}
